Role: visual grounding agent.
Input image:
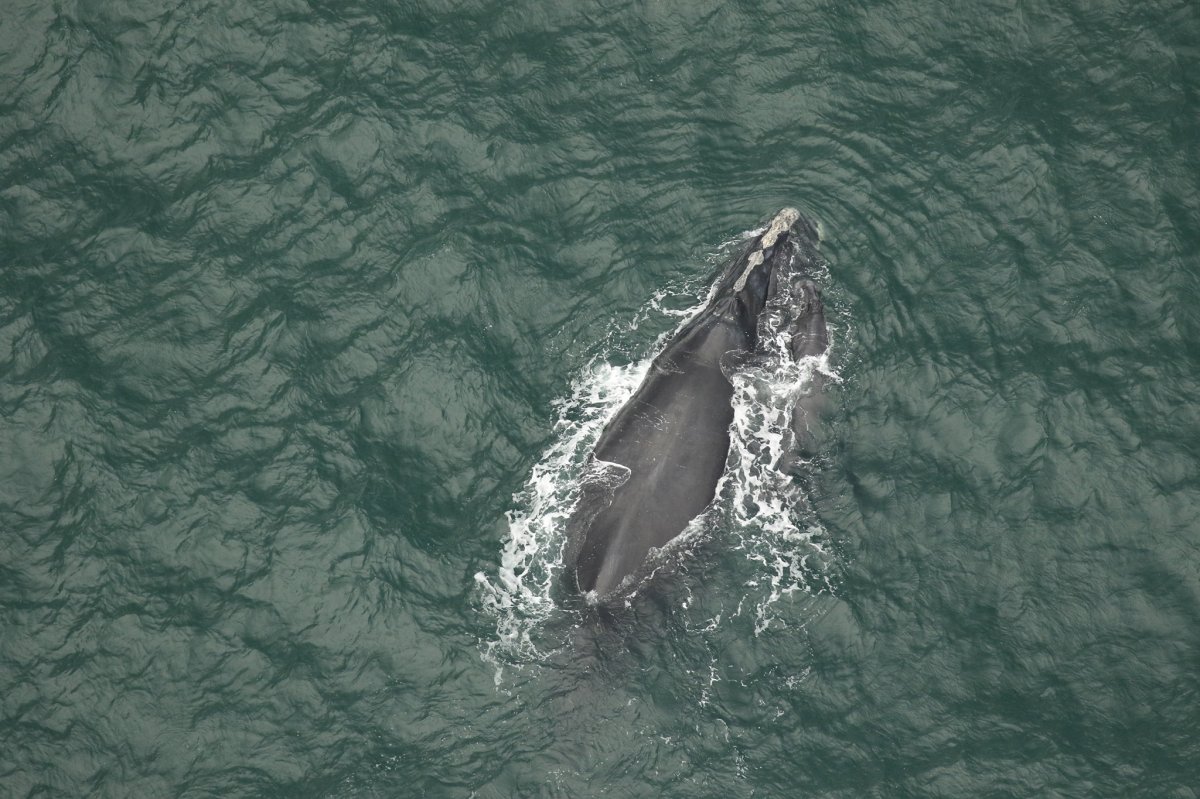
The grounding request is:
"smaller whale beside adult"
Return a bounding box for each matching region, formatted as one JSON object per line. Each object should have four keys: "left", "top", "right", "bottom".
{"left": 565, "top": 208, "right": 830, "bottom": 602}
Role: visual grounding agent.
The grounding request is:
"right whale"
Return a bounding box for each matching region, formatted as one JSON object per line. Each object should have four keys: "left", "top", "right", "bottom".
{"left": 566, "top": 208, "right": 829, "bottom": 602}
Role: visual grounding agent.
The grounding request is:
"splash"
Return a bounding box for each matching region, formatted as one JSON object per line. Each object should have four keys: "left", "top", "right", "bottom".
{"left": 724, "top": 340, "right": 840, "bottom": 634}
{"left": 477, "top": 229, "right": 840, "bottom": 665}
{"left": 722, "top": 238, "right": 841, "bottom": 633}
{"left": 475, "top": 357, "right": 652, "bottom": 663}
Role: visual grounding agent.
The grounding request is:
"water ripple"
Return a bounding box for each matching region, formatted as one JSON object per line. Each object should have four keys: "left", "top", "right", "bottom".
{"left": 2, "top": 0, "right": 1198, "bottom": 796}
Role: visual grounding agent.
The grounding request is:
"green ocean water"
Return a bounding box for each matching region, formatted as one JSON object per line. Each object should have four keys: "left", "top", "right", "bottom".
{"left": 3, "top": 0, "right": 1199, "bottom": 796}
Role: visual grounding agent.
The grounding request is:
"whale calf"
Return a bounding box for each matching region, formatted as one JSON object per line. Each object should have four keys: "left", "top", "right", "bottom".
{"left": 566, "top": 209, "right": 829, "bottom": 601}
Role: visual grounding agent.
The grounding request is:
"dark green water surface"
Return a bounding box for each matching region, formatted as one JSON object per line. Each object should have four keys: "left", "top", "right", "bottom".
{"left": 3, "top": 1, "right": 1199, "bottom": 796}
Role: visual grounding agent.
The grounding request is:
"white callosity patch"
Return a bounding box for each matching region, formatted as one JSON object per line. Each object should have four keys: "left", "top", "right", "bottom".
{"left": 477, "top": 220, "right": 839, "bottom": 666}
{"left": 732, "top": 207, "right": 800, "bottom": 292}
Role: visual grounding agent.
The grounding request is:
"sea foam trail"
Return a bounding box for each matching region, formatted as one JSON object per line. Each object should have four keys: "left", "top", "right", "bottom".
{"left": 477, "top": 229, "right": 839, "bottom": 663}
{"left": 475, "top": 358, "right": 653, "bottom": 661}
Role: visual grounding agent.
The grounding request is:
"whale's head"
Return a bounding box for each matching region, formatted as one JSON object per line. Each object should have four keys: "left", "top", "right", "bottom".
{"left": 715, "top": 208, "right": 819, "bottom": 337}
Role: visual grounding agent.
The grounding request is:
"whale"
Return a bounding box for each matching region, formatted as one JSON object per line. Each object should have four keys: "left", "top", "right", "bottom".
{"left": 565, "top": 208, "right": 829, "bottom": 601}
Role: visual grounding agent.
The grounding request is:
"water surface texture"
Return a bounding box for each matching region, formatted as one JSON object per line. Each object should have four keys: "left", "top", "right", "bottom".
{"left": 3, "top": 0, "right": 1199, "bottom": 796}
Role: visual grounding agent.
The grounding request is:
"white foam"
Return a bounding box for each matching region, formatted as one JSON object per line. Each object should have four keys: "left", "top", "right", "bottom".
{"left": 475, "top": 357, "right": 653, "bottom": 667}
{"left": 723, "top": 340, "right": 841, "bottom": 634}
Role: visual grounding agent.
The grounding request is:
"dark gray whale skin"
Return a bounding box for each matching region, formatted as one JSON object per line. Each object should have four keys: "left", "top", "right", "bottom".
{"left": 566, "top": 209, "right": 828, "bottom": 601}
